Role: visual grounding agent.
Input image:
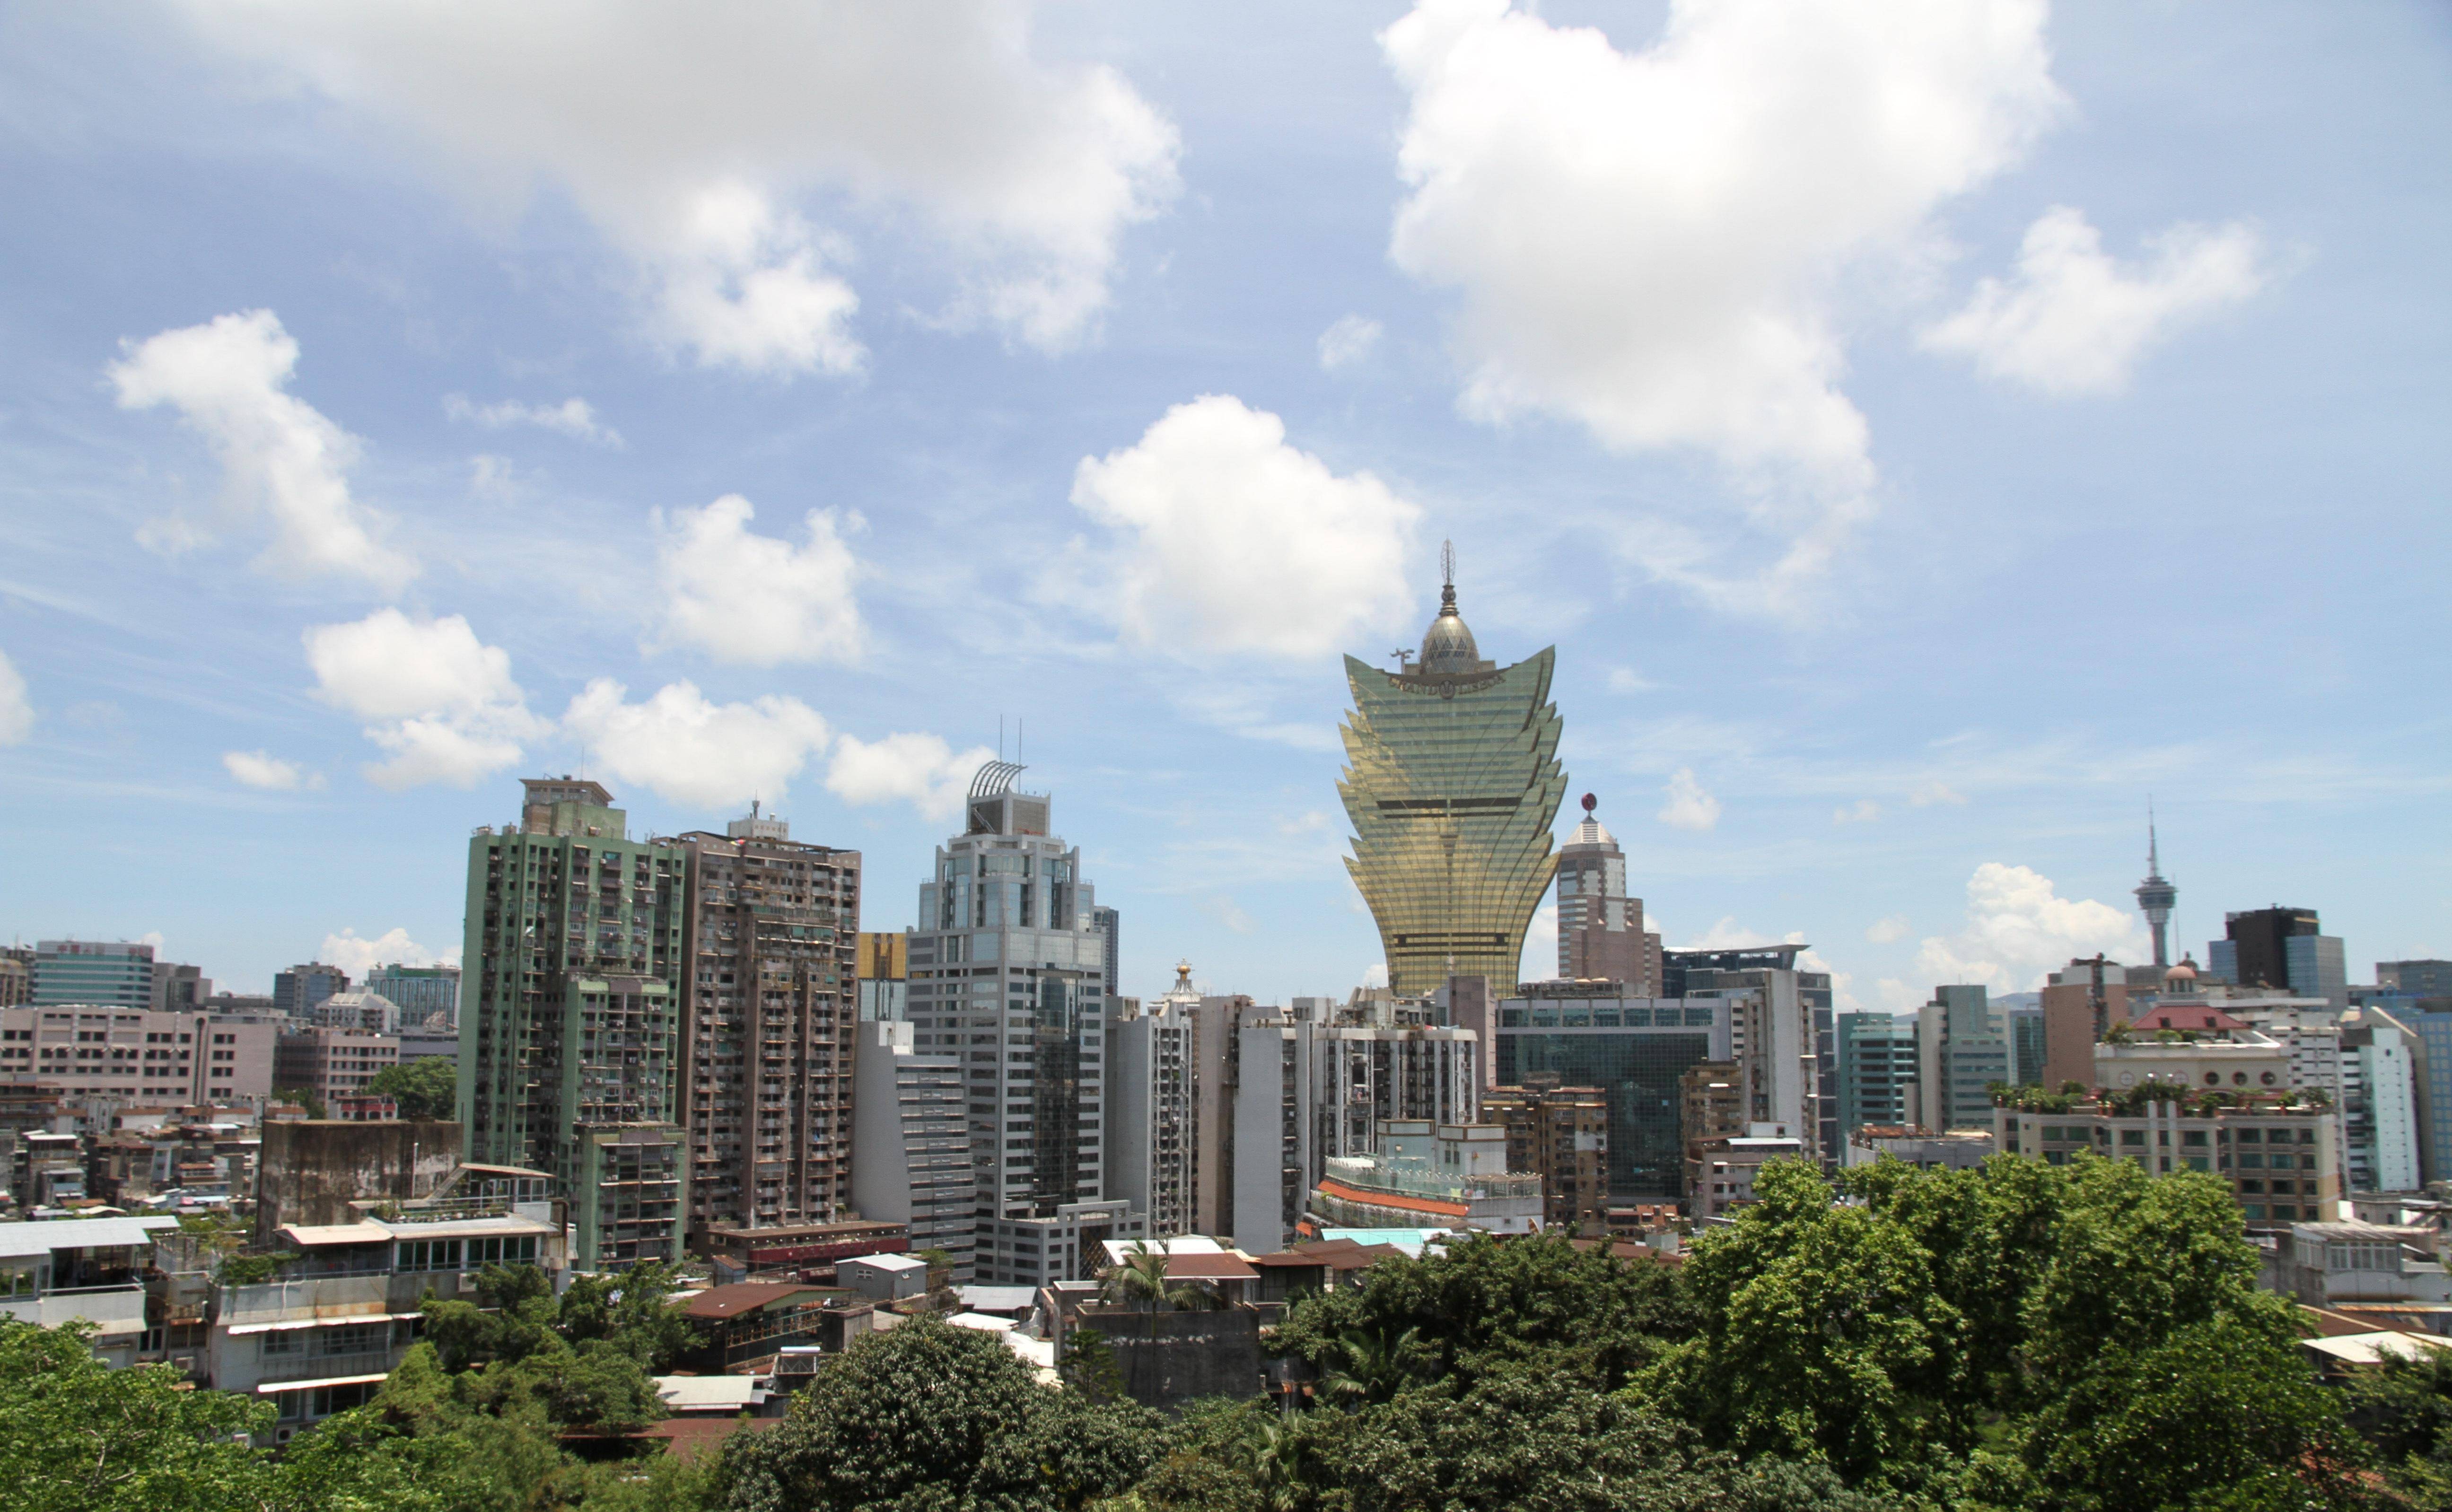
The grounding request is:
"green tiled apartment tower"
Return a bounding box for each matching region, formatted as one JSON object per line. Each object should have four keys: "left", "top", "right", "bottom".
{"left": 461, "top": 777, "right": 686, "bottom": 1269}
{"left": 1338, "top": 550, "right": 1568, "bottom": 996}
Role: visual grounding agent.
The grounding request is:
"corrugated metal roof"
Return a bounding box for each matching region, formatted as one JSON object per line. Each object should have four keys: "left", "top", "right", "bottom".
{"left": 0, "top": 1215, "right": 177, "bottom": 1257}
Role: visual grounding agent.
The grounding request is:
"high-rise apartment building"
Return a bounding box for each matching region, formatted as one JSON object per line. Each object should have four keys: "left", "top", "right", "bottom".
{"left": 1667, "top": 946, "right": 1831, "bottom": 1164}
{"left": 272, "top": 962, "right": 351, "bottom": 1021}
{"left": 850, "top": 1020, "right": 978, "bottom": 1278}
{"left": 673, "top": 809, "right": 860, "bottom": 1244}
{"left": 1485, "top": 1082, "right": 1608, "bottom": 1231}
{"left": 461, "top": 778, "right": 686, "bottom": 1269}
{"left": 1915, "top": 986, "right": 2008, "bottom": 1132}
{"left": 2004, "top": 999, "right": 2045, "bottom": 1087}
{"left": 1338, "top": 554, "right": 1567, "bottom": 995}
{"left": 1837, "top": 1012, "right": 1915, "bottom": 1131}
{"left": 1091, "top": 906, "right": 1120, "bottom": 999}
{"left": 33, "top": 940, "right": 157, "bottom": 1009}
{"left": 365, "top": 965, "right": 460, "bottom": 1028}
{"left": 1494, "top": 980, "right": 1733, "bottom": 1197}
{"left": 1105, "top": 965, "right": 1197, "bottom": 1238}
{"left": 906, "top": 763, "right": 1136, "bottom": 1285}
{"left": 1552, "top": 795, "right": 1660, "bottom": 993}
{"left": 2342, "top": 1017, "right": 2420, "bottom": 1193}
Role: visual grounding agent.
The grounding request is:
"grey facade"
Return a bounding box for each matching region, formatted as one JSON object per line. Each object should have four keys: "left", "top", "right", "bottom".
{"left": 1837, "top": 1011, "right": 1915, "bottom": 1132}
{"left": 849, "top": 1020, "right": 978, "bottom": 1279}
{"left": 1495, "top": 984, "right": 1734, "bottom": 1197}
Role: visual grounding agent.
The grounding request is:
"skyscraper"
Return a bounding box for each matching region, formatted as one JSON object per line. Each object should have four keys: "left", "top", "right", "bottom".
{"left": 1338, "top": 550, "right": 1568, "bottom": 995}
{"left": 2134, "top": 812, "right": 2177, "bottom": 969}
{"left": 2217, "top": 907, "right": 2346, "bottom": 1007}
{"left": 1837, "top": 1012, "right": 1915, "bottom": 1131}
{"left": 906, "top": 762, "right": 1136, "bottom": 1285}
{"left": 461, "top": 778, "right": 686, "bottom": 1268}
{"left": 1915, "top": 986, "right": 2008, "bottom": 1132}
{"left": 1553, "top": 794, "right": 1660, "bottom": 993}
{"left": 673, "top": 807, "right": 861, "bottom": 1243}
{"left": 1104, "top": 963, "right": 1197, "bottom": 1238}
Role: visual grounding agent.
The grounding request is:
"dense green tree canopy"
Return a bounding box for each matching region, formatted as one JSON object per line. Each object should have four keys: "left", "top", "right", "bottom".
{"left": 363, "top": 1056, "right": 457, "bottom": 1121}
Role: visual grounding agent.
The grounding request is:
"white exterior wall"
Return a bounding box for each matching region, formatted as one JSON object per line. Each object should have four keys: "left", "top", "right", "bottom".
{"left": 2351, "top": 1028, "right": 2422, "bottom": 1193}
{"left": 1233, "top": 1024, "right": 1302, "bottom": 1254}
{"left": 1104, "top": 1002, "right": 1195, "bottom": 1237}
{"left": 850, "top": 1021, "right": 978, "bottom": 1279}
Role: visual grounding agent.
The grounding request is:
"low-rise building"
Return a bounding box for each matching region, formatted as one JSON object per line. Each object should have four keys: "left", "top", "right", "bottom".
{"left": 1993, "top": 1095, "right": 2340, "bottom": 1224}
{"left": 1688, "top": 1122, "right": 1806, "bottom": 1220}
{"left": 1306, "top": 1119, "right": 1543, "bottom": 1235}
{"left": 0, "top": 1214, "right": 176, "bottom": 1365}
{"left": 1843, "top": 1125, "right": 1997, "bottom": 1171}
{"left": 2261, "top": 1220, "right": 2451, "bottom": 1334}
{"left": 0, "top": 1005, "right": 275, "bottom": 1107}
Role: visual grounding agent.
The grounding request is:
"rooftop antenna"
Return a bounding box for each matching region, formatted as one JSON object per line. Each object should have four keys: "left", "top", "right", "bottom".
{"left": 1440, "top": 539, "right": 1457, "bottom": 613}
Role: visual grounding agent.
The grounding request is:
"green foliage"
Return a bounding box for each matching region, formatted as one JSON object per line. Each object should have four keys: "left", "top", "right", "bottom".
{"left": 558, "top": 1259, "right": 696, "bottom": 1371}
{"left": 2343, "top": 1345, "right": 2452, "bottom": 1507}
{"left": 274, "top": 1084, "right": 328, "bottom": 1119}
{"left": 718, "top": 1312, "right": 1160, "bottom": 1512}
{"left": 219, "top": 1249, "right": 298, "bottom": 1285}
{"left": 1062, "top": 1326, "right": 1129, "bottom": 1404}
{"left": 0, "top": 1319, "right": 278, "bottom": 1512}
{"left": 364, "top": 1055, "right": 459, "bottom": 1120}
{"left": 1270, "top": 1229, "right": 1694, "bottom": 1396}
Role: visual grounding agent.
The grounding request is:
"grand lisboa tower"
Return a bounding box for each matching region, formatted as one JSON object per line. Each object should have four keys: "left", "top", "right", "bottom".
{"left": 1336, "top": 547, "right": 1568, "bottom": 995}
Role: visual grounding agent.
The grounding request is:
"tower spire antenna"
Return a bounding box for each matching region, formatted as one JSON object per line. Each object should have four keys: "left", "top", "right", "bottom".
{"left": 2134, "top": 797, "right": 2177, "bottom": 969}
{"left": 1439, "top": 539, "right": 1456, "bottom": 612}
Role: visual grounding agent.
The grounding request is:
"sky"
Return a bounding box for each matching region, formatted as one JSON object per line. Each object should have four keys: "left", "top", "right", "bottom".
{"left": 0, "top": 0, "right": 2444, "bottom": 1011}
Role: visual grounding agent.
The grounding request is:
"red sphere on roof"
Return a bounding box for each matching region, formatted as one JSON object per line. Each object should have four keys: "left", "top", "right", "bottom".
{"left": 1581, "top": 792, "right": 1596, "bottom": 813}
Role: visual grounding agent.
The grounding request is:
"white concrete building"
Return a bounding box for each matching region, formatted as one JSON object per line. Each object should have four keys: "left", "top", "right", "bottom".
{"left": 849, "top": 1020, "right": 978, "bottom": 1280}
{"left": 2346, "top": 1017, "right": 2423, "bottom": 1193}
{"left": 1104, "top": 969, "right": 1197, "bottom": 1238}
{"left": 1308, "top": 1119, "right": 1542, "bottom": 1235}
{"left": 0, "top": 1215, "right": 175, "bottom": 1365}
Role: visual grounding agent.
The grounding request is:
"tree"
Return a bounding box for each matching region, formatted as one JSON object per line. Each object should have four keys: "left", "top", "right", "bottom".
{"left": 365, "top": 1056, "right": 458, "bottom": 1121}
{"left": 1102, "top": 1242, "right": 1217, "bottom": 1395}
{"left": 273, "top": 1085, "right": 327, "bottom": 1119}
{"left": 1271, "top": 1229, "right": 1692, "bottom": 1397}
{"left": 1061, "top": 1326, "right": 1129, "bottom": 1404}
{"left": 0, "top": 1320, "right": 277, "bottom": 1512}
{"left": 557, "top": 1259, "right": 695, "bottom": 1370}
{"left": 718, "top": 1312, "right": 1160, "bottom": 1512}
{"left": 1316, "top": 1324, "right": 1422, "bottom": 1410}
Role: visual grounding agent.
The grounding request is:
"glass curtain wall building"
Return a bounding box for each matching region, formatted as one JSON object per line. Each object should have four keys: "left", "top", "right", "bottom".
{"left": 1338, "top": 555, "right": 1568, "bottom": 995}
{"left": 1494, "top": 983, "right": 1732, "bottom": 1197}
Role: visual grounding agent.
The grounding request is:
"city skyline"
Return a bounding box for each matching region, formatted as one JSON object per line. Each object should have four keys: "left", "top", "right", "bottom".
{"left": 0, "top": 4, "right": 2443, "bottom": 1010}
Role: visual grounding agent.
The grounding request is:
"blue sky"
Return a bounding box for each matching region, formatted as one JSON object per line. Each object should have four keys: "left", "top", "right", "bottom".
{"left": 0, "top": 1, "right": 2444, "bottom": 1008}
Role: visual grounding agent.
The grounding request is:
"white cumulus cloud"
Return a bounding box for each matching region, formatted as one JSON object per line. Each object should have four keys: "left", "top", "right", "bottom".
{"left": 1317, "top": 315, "right": 1384, "bottom": 371}
{"left": 223, "top": 750, "right": 325, "bottom": 792}
{"left": 111, "top": 309, "right": 412, "bottom": 585}
{"left": 1058, "top": 394, "right": 1421, "bottom": 660}
{"left": 1912, "top": 862, "right": 2147, "bottom": 994}
{"left": 825, "top": 732, "right": 998, "bottom": 824}
{"left": 444, "top": 393, "right": 622, "bottom": 446}
{"left": 1656, "top": 767, "right": 1721, "bottom": 831}
{"left": 1378, "top": 0, "right": 2063, "bottom": 603}
{"left": 561, "top": 678, "right": 831, "bottom": 811}
{"left": 656, "top": 494, "right": 864, "bottom": 666}
{"left": 305, "top": 609, "right": 542, "bottom": 788}
{"left": 0, "top": 651, "right": 31, "bottom": 744}
{"left": 1518, "top": 900, "right": 1558, "bottom": 981}
{"left": 319, "top": 926, "right": 456, "bottom": 976}
{"left": 1866, "top": 915, "right": 1911, "bottom": 945}
{"left": 164, "top": 0, "right": 1180, "bottom": 365}
{"left": 1922, "top": 206, "right": 2267, "bottom": 395}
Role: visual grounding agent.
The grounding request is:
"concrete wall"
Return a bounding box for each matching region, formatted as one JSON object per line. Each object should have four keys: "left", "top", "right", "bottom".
{"left": 1086, "top": 1304, "right": 1267, "bottom": 1410}
{"left": 254, "top": 1119, "right": 461, "bottom": 1243}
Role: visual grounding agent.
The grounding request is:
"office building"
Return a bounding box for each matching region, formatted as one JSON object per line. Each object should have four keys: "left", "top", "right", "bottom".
{"left": 2214, "top": 907, "right": 2346, "bottom": 1007}
{"left": 2040, "top": 956, "right": 2132, "bottom": 1091}
{"left": 460, "top": 777, "right": 686, "bottom": 1268}
{"left": 1106, "top": 964, "right": 1197, "bottom": 1238}
{"left": 1837, "top": 1012, "right": 1915, "bottom": 1132}
{"left": 1916, "top": 986, "right": 2008, "bottom": 1132}
{"left": 1667, "top": 945, "right": 1831, "bottom": 1163}
{"left": 1995, "top": 1098, "right": 2339, "bottom": 1224}
{"left": 1494, "top": 980, "right": 1732, "bottom": 1198}
{"left": 273, "top": 962, "right": 351, "bottom": 1021}
{"left": 2004, "top": 999, "right": 2045, "bottom": 1086}
{"left": 1337, "top": 552, "right": 1567, "bottom": 994}
{"left": 2134, "top": 816, "right": 2178, "bottom": 968}
{"left": 152, "top": 961, "right": 210, "bottom": 1013}
{"left": 365, "top": 965, "right": 460, "bottom": 1028}
{"left": 1485, "top": 1082, "right": 1607, "bottom": 1231}
{"left": 274, "top": 1026, "right": 400, "bottom": 1107}
{"left": 304, "top": 991, "right": 400, "bottom": 1034}
{"left": 2380, "top": 961, "right": 2452, "bottom": 998}
{"left": 1092, "top": 906, "right": 1121, "bottom": 999}
{"left": 849, "top": 1020, "right": 977, "bottom": 1279}
{"left": 673, "top": 809, "right": 861, "bottom": 1243}
{"left": 1690, "top": 1121, "right": 1806, "bottom": 1220}
{"left": 906, "top": 762, "right": 1133, "bottom": 1285}
{"left": 855, "top": 931, "right": 909, "bottom": 1023}
{"left": 0, "top": 1005, "right": 275, "bottom": 1105}
{"left": 1552, "top": 795, "right": 1659, "bottom": 993}
{"left": 2342, "top": 1017, "right": 2421, "bottom": 1193}
{"left": 33, "top": 940, "right": 157, "bottom": 1009}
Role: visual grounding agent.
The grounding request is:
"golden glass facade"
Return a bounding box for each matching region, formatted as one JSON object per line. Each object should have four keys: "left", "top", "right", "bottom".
{"left": 1337, "top": 605, "right": 1567, "bottom": 996}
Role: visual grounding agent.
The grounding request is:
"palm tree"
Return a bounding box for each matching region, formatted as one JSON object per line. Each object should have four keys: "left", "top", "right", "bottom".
{"left": 1318, "top": 1323, "right": 1419, "bottom": 1408}
{"left": 1098, "top": 1241, "right": 1214, "bottom": 1396}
